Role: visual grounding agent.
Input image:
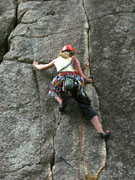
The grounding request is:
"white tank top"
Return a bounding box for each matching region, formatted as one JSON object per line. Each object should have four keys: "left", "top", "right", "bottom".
{"left": 54, "top": 56, "right": 74, "bottom": 72}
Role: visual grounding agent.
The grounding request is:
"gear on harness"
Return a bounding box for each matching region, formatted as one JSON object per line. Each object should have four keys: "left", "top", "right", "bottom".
{"left": 64, "top": 77, "right": 74, "bottom": 90}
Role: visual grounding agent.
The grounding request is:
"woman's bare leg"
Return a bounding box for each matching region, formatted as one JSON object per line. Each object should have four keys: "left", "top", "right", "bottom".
{"left": 54, "top": 96, "right": 62, "bottom": 104}
{"left": 91, "top": 115, "right": 111, "bottom": 139}
{"left": 90, "top": 115, "right": 104, "bottom": 133}
{"left": 54, "top": 96, "right": 66, "bottom": 112}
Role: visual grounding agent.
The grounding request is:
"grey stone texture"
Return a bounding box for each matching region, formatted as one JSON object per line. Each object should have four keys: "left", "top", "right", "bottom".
{"left": 0, "top": 0, "right": 135, "bottom": 180}
{"left": 0, "top": 0, "right": 16, "bottom": 62}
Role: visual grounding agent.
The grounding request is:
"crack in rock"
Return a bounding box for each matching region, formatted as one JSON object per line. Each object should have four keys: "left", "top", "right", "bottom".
{"left": 0, "top": 0, "right": 18, "bottom": 63}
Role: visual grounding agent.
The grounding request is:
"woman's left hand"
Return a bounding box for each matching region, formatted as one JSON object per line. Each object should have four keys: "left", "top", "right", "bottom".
{"left": 85, "top": 77, "right": 93, "bottom": 84}
{"left": 33, "top": 61, "right": 38, "bottom": 67}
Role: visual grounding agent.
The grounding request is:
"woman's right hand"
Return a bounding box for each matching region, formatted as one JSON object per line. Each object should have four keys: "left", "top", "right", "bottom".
{"left": 84, "top": 77, "right": 93, "bottom": 84}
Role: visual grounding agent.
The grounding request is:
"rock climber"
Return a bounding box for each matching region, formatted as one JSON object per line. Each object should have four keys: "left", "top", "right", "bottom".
{"left": 33, "top": 44, "right": 110, "bottom": 139}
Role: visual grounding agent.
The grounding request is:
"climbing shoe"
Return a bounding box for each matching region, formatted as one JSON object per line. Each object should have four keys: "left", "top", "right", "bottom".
{"left": 100, "top": 131, "right": 111, "bottom": 139}
{"left": 58, "top": 101, "right": 67, "bottom": 112}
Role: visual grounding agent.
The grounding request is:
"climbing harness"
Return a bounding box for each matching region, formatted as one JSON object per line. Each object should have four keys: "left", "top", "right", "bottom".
{"left": 49, "top": 72, "right": 85, "bottom": 97}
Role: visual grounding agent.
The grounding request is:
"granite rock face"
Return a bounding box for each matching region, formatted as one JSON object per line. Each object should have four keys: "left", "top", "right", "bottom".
{"left": 0, "top": 0, "right": 16, "bottom": 63}
{"left": 85, "top": 1, "right": 135, "bottom": 179}
{"left": 0, "top": 0, "right": 135, "bottom": 180}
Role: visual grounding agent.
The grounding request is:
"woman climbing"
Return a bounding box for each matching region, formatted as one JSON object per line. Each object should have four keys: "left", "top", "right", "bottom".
{"left": 33, "top": 44, "right": 110, "bottom": 139}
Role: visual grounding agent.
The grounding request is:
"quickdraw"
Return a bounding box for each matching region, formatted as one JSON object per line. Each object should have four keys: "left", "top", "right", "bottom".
{"left": 53, "top": 146, "right": 78, "bottom": 170}
{"left": 53, "top": 119, "right": 84, "bottom": 180}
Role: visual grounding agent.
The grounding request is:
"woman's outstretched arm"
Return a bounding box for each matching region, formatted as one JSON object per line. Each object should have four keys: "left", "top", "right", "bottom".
{"left": 33, "top": 60, "right": 55, "bottom": 70}
{"left": 73, "top": 58, "right": 92, "bottom": 83}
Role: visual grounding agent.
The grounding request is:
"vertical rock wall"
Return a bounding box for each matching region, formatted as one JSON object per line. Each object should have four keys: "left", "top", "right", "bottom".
{"left": 0, "top": 0, "right": 16, "bottom": 62}
{"left": 84, "top": 0, "right": 135, "bottom": 179}
{"left": 0, "top": 0, "right": 135, "bottom": 180}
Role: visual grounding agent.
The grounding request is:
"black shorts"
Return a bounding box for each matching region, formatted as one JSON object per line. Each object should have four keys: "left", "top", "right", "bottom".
{"left": 70, "top": 89, "right": 97, "bottom": 120}
{"left": 48, "top": 73, "right": 97, "bottom": 120}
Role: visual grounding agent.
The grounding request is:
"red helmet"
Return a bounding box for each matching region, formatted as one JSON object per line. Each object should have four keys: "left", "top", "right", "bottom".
{"left": 61, "top": 44, "right": 75, "bottom": 53}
